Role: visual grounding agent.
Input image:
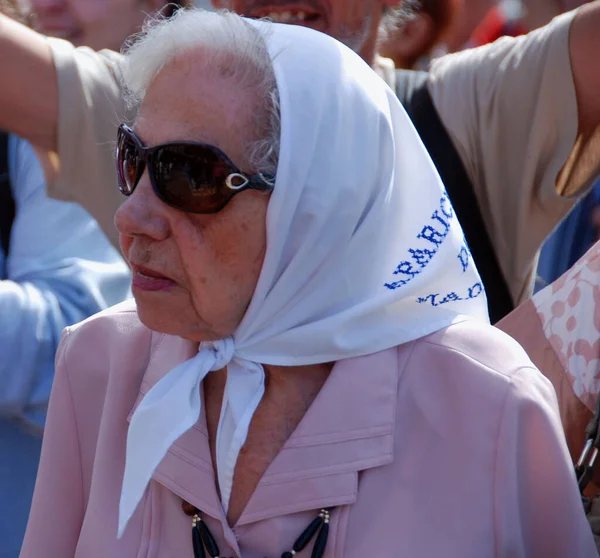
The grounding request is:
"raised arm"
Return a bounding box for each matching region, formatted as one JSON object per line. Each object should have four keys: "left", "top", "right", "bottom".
{"left": 571, "top": 1, "right": 600, "bottom": 131}
{"left": 428, "top": 5, "right": 600, "bottom": 305}
{"left": 0, "top": 9, "right": 129, "bottom": 247}
{"left": 0, "top": 14, "right": 58, "bottom": 150}
{"left": 563, "top": 2, "right": 600, "bottom": 193}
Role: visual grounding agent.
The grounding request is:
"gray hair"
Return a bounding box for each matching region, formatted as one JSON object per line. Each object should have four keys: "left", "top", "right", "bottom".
{"left": 379, "top": 1, "right": 421, "bottom": 40}
{"left": 121, "top": 9, "right": 280, "bottom": 178}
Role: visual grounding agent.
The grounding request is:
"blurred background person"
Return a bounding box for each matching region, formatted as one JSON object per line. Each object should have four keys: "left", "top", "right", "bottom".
{"left": 468, "top": 0, "right": 528, "bottom": 45}
{"left": 469, "top": 0, "right": 592, "bottom": 45}
{"left": 0, "top": 0, "right": 133, "bottom": 555}
{"left": 499, "top": 240, "right": 600, "bottom": 490}
{"left": 536, "top": 178, "right": 600, "bottom": 291}
{"left": 527, "top": 0, "right": 600, "bottom": 293}
{"left": 498, "top": 237, "right": 600, "bottom": 551}
{"left": 0, "top": 0, "right": 185, "bottom": 251}
{"left": 0, "top": 0, "right": 30, "bottom": 21}
{"left": 0, "top": 133, "right": 131, "bottom": 557}
{"left": 443, "top": 0, "right": 495, "bottom": 50}
{"left": 465, "top": 0, "right": 600, "bottom": 293}
{"left": 380, "top": 0, "right": 598, "bottom": 294}
{"left": 378, "top": 0, "right": 459, "bottom": 69}
{"left": 27, "top": 0, "right": 180, "bottom": 51}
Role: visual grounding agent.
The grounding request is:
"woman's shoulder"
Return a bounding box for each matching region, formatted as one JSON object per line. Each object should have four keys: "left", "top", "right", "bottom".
{"left": 392, "top": 320, "right": 560, "bottom": 474}
{"left": 399, "top": 319, "right": 556, "bottom": 417}
{"left": 383, "top": 321, "right": 592, "bottom": 557}
{"left": 412, "top": 318, "right": 539, "bottom": 380}
{"left": 63, "top": 298, "right": 148, "bottom": 340}
{"left": 58, "top": 299, "right": 155, "bottom": 389}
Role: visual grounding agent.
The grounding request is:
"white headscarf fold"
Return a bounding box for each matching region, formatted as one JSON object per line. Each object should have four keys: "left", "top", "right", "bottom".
{"left": 119, "top": 18, "right": 489, "bottom": 537}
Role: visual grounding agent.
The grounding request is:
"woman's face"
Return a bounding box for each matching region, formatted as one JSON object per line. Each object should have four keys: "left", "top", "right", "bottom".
{"left": 115, "top": 55, "right": 270, "bottom": 342}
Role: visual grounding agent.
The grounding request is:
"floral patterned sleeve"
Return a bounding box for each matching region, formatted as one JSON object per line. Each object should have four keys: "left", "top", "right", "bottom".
{"left": 498, "top": 241, "right": 600, "bottom": 483}
{"left": 533, "top": 243, "right": 600, "bottom": 412}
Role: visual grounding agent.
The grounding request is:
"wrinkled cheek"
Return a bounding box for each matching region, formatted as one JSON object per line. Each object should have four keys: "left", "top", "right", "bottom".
{"left": 188, "top": 278, "right": 246, "bottom": 339}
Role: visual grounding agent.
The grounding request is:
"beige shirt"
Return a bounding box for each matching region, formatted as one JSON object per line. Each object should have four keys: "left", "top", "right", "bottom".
{"left": 46, "top": 10, "right": 599, "bottom": 303}
{"left": 45, "top": 41, "right": 134, "bottom": 249}
{"left": 427, "top": 11, "right": 598, "bottom": 304}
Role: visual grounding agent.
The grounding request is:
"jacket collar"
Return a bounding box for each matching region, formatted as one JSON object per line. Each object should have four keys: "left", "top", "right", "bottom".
{"left": 129, "top": 331, "right": 404, "bottom": 526}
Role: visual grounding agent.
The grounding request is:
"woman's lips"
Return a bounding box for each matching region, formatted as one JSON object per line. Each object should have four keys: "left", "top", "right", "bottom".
{"left": 131, "top": 266, "right": 176, "bottom": 292}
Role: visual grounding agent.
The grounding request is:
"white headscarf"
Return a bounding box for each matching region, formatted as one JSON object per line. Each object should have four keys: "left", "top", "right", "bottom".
{"left": 118, "top": 19, "right": 489, "bottom": 537}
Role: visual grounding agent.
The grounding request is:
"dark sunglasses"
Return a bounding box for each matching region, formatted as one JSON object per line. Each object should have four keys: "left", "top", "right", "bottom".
{"left": 116, "top": 124, "right": 275, "bottom": 214}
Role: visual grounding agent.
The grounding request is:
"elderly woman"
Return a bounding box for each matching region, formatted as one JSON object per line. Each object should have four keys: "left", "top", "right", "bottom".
{"left": 20, "top": 9, "right": 595, "bottom": 558}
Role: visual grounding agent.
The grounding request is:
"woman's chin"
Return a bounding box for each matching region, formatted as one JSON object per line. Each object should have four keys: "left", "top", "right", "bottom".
{"left": 135, "top": 301, "right": 181, "bottom": 335}
{"left": 135, "top": 302, "right": 222, "bottom": 342}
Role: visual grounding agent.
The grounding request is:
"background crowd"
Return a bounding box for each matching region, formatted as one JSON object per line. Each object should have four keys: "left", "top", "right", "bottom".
{"left": 0, "top": 0, "right": 599, "bottom": 556}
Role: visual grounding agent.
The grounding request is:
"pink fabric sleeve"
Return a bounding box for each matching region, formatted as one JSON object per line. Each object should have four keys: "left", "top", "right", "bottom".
{"left": 494, "top": 366, "right": 598, "bottom": 557}
{"left": 20, "top": 329, "right": 84, "bottom": 557}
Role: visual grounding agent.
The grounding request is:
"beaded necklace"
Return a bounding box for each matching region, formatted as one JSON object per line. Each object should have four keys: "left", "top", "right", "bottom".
{"left": 182, "top": 501, "right": 333, "bottom": 558}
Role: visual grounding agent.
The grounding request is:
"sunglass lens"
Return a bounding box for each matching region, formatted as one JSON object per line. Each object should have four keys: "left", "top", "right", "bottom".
{"left": 154, "top": 145, "right": 234, "bottom": 213}
{"left": 118, "top": 130, "right": 142, "bottom": 195}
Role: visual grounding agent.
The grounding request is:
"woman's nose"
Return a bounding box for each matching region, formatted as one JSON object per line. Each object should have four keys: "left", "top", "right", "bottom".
{"left": 114, "top": 176, "right": 170, "bottom": 241}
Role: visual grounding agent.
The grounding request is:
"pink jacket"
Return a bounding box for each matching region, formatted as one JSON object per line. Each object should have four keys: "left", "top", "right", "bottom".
{"left": 20, "top": 300, "right": 597, "bottom": 557}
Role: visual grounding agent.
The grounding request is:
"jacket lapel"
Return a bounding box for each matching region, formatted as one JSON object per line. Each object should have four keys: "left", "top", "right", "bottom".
{"left": 128, "top": 332, "right": 224, "bottom": 519}
{"left": 237, "top": 346, "right": 403, "bottom": 525}
{"left": 129, "top": 335, "right": 404, "bottom": 526}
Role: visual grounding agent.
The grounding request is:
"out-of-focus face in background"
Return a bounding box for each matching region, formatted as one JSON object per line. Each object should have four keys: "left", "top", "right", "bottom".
{"left": 399, "top": 0, "right": 592, "bottom": 60}
{"left": 444, "top": 0, "right": 493, "bottom": 50}
{"left": 212, "top": 0, "right": 403, "bottom": 60}
{"left": 379, "top": 0, "right": 459, "bottom": 68}
{"left": 522, "top": 0, "right": 591, "bottom": 30}
{"left": 0, "top": 0, "right": 29, "bottom": 21}
{"left": 463, "top": 0, "right": 592, "bottom": 50}
{"left": 28, "top": 0, "right": 167, "bottom": 51}
{"left": 559, "top": 0, "right": 589, "bottom": 9}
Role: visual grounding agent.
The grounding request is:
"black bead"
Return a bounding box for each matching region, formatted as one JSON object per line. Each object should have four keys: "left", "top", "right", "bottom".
{"left": 192, "top": 526, "right": 206, "bottom": 558}
{"left": 197, "top": 520, "right": 220, "bottom": 557}
{"left": 311, "top": 522, "right": 329, "bottom": 558}
{"left": 184, "top": 502, "right": 335, "bottom": 558}
{"left": 293, "top": 516, "right": 324, "bottom": 552}
{"left": 182, "top": 501, "right": 200, "bottom": 517}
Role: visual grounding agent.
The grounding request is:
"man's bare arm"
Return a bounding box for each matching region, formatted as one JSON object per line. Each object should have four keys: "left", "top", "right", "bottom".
{"left": 0, "top": 13, "right": 57, "bottom": 151}
{"left": 570, "top": 2, "right": 600, "bottom": 138}
{"left": 557, "top": 1, "right": 600, "bottom": 195}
